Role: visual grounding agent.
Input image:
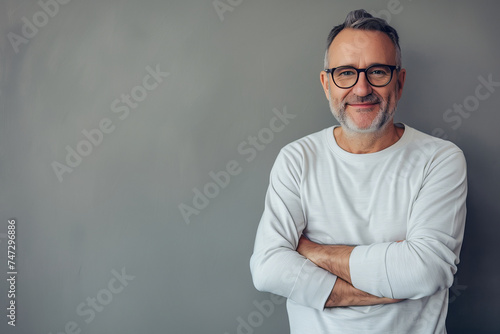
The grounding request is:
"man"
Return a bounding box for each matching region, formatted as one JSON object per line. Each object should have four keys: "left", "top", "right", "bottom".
{"left": 250, "top": 9, "right": 467, "bottom": 333}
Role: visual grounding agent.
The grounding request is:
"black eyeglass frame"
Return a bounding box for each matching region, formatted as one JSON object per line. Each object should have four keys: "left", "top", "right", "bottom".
{"left": 324, "top": 64, "right": 400, "bottom": 89}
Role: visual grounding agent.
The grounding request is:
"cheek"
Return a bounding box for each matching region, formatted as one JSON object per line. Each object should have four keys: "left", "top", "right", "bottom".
{"left": 388, "top": 89, "right": 399, "bottom": 105}
{"left": 332, "top": 89, "right": 353, "bottom": 103}
{"left": 376, "top": 88, "right": 396, "bottom": 105}
{"left": 329, "top": 87, "right": 348, "bottom": 104}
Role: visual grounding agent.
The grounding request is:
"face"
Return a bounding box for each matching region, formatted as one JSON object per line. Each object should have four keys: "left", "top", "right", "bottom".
{"left": 320, "top": 28, "right": 406, "bottom": 135}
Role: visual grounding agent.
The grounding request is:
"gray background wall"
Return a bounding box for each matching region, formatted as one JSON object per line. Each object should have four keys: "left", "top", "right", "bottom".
{"left": 0, "top": 0, "right": 499, "bottom": 333}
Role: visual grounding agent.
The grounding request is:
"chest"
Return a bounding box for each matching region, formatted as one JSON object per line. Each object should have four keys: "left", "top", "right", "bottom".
{"left": 300, "top": 156, "right": 425, "bottom": 245}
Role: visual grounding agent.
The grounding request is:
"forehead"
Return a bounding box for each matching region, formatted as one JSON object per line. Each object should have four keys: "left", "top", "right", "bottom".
{"left": 328, "top": 28, "right": 396, "bottom": 67}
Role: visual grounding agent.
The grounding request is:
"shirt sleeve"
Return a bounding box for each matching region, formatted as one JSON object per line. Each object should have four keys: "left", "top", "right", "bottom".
{"left": 349, "top": 148, "right": 467, "bottom": 299}
{"left": 250, "top": 148, "right": 337, "bottom": 310}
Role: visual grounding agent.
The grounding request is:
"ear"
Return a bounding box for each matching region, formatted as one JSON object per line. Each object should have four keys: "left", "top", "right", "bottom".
{"left": 396, "top": 68, "right": 406, "bottom": 100}
{"left": 320, "top": 71, "right": 331, "bottom": 100}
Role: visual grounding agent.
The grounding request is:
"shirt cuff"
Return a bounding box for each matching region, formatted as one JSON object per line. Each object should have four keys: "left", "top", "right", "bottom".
{"left": 288, "top": 259, "right": 337, "bottom": 310}
{"left": 350, "top": 242, "right": 393, "bottom": 298}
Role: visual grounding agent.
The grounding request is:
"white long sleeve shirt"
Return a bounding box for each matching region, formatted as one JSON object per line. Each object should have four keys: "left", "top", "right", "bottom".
{"left": 250, "top": 123, "right": 467, "bottom": 334}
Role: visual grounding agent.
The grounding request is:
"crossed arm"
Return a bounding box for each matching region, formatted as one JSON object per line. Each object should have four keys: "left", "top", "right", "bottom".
{"left": 296, "top": 236, "right": 403, "bottom": 307}
{"left": 250, "top": 148, "right": 467, "bottom": 311}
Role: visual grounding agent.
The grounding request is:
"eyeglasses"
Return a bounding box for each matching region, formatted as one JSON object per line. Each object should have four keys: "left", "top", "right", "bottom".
{"left": 325, "top": 64, "right": 400, "bottom": 89}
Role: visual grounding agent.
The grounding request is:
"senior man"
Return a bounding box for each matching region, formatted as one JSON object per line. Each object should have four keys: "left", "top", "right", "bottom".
{"left": 250, "top": 9, "right": 467, "bottom": 334}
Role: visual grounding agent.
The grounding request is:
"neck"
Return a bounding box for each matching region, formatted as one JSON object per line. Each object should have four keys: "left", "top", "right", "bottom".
{"left": 334, "top": 123, "right": 403, "bottom": 154}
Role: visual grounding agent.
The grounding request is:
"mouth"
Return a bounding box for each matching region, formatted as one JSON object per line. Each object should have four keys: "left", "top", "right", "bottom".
{"left": 347, "top": 102, "right": 380, "bottom": 109}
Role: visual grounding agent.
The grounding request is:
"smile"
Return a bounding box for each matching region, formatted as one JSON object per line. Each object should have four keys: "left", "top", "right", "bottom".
{"left": 347, "top": 102, "right": 380, "bottom": 109}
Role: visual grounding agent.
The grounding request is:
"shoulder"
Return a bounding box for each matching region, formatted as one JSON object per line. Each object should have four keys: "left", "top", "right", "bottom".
{"left": 270, "top": 127, "right": 332, "bottom": 173}
{"left": 404, "top": 125, "right": 466, "bottom": 170}
{"left": 405, "top": 125, "right": 464, "bottom": 157}
{"left": 279, "top": 127, "right": 331, "bottom": 159}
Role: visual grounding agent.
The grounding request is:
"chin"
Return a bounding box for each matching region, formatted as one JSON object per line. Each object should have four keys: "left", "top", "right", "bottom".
{"left": 341, "top": 110, "right": 390, "bottom": 134}
{"left": 328, "top": 86, "right": 398, "bottom": 135}
{"left": 344, "top": 123, "right": 382, "bottom": 134}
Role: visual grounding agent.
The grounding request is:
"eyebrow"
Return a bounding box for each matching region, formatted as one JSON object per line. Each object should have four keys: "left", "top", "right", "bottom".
{"left": 331, "top": 63, "right": 388, "bottom": 69}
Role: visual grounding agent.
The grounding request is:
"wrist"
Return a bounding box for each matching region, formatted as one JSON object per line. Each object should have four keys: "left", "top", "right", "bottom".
{"left": 323, "top": 245, "right": 354, "bottom": 283}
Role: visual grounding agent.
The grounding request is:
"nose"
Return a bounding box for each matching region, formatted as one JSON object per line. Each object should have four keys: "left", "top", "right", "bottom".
{"left": 352, "top": 72, "right": 373, "bottom": 97}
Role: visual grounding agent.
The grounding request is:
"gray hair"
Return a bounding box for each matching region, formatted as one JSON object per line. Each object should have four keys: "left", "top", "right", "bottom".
{"left": 323, "top": 9, "right": 402, "bottom": 69}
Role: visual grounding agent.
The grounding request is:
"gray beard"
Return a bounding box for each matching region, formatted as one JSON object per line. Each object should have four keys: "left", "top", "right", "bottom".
{"left": 328, "top": 87, "right": 397, "bottom": 136}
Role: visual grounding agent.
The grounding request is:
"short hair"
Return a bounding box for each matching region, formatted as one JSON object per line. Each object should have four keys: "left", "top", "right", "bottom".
{"left": 324, "top": 9, "right": 402, "bottom": 69}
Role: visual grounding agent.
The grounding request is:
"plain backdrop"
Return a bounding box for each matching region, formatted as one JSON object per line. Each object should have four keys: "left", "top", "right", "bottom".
{"left": 0, "top": 0, "right": 499, "bottom": 333}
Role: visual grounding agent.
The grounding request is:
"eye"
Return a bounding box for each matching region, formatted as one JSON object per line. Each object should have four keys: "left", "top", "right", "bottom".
{"left": 337, "top": 69, "right": 356, "bottom": 77}
{"left": 368, "top": 66, "right": 390, "bottom": 76}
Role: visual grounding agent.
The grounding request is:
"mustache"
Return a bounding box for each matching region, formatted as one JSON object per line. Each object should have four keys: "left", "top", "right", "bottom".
{"left": 344, "top": 94, "right": 381, "bottom": 105}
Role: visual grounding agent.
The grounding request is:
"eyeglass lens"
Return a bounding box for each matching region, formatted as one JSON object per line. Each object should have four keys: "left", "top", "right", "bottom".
{"left": 333, "top": 65, "right": 393, "bottom": 88}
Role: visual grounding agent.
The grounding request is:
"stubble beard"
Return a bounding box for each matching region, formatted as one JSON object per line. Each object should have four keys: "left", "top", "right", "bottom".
{"left": 328, "top": 86, "right": 398, "bottom": 137}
